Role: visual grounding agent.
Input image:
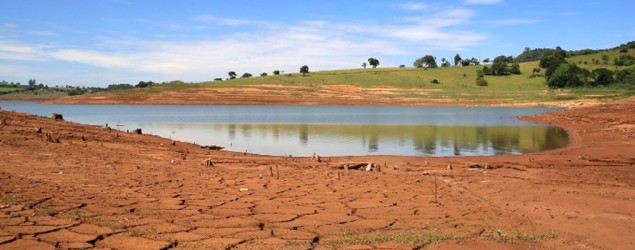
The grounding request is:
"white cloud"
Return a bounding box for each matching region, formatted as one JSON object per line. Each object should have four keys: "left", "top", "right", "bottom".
{"left": 395, "top": 2, "right": 431, "bottom": 11}
{"left": 557, "top": 12, "right": 580, "bottom": 16}
{"left": 464, "top": 0, "right": 503, "bottom": 5}
{"left": 165, "top": 22, "right": 206, "bottom": 31}
{"left": 1, "top": 23, "right": 18, "bottom": 29}
{"left": 481, "top": 19, "right": 541, "bottom": 26}
{"left": 0, "top": 41, "right": 54, "bottom": 61}
{"left": 0, "top": 8, "right": 487, "bottom": 85}
{"left": 195, "top": 14, "right": 251, "bottom": 26}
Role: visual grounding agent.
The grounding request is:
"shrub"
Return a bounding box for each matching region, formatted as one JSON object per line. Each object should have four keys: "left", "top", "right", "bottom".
{"left": 614, "top": 54, "right": 635, "bottom": 66}
{"left": 476, "top": 77, "right": 488, "bottom": 86}
{"left": 430, "top": 79, "right": 440, "bottom": 84}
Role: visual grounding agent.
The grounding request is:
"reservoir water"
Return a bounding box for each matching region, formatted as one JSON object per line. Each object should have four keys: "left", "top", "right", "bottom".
{"left": 0, "top": 101, "right": 568, "bottom": 156}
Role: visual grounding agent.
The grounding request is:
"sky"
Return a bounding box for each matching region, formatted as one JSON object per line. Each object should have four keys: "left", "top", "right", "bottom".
{"left": 1, "top": 0, "right": 633, "bottom": 87}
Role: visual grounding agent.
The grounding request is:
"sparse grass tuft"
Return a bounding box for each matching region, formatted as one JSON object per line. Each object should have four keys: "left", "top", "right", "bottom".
{"left": 480, "top": 228, "right": 558, "bottom": 244}
{"left": 35, "top": 206, "right": 59, "bottom": 216}
{"left": 0, "top": 195, "right": 19, "bottom": 205}
{"left": 65, "top": 208, "right": 85, "bottom": 220}
{"left": 326, "top": 231, "right": 465, "bottom": 247}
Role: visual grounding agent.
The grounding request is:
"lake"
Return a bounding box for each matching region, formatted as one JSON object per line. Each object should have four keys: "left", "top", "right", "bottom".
{"left": 0, "top": 101, "right": 568, "bottom": 156}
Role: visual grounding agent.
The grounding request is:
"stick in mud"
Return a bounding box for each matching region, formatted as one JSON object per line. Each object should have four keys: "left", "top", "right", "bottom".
{"left": 275, "top": 164, "right": 280, "bottom": 179}
{"left": 269, "top": 166, "right": 274, "bottom": 177}
{"left": 434, "top": 176, "right": 438, "bottom": 203}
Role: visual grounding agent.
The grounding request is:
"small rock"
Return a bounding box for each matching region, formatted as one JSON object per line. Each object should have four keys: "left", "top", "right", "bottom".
{"left": 202, "top": 158, "right": 214, "bottom": 167}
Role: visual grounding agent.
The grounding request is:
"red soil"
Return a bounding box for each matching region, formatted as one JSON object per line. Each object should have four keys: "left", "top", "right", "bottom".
{"left": 0, "top": 97, "right": 634, "bottom": 249}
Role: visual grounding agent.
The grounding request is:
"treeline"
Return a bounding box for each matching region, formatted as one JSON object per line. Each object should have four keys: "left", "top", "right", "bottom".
{"left": 108, "top": 80, "right": 189, "bottom": 90}
{"left": 0, "top": 80, "right": 106, "bottom": 96}
{"left": 412, "top": 54, "right": 483, "bottom": 68}
{"left": 539, "top": 47, "right": 635, "bottom": 88}
{"left": 516, "top": 41, "right": 635, "bottom": 63}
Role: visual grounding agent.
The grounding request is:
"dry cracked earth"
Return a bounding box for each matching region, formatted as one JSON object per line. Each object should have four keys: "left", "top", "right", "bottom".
{"left": 1, "top": 97, "right": 634, "bottom": 249}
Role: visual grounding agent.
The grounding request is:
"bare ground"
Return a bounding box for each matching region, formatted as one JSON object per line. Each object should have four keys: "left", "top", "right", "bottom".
{"left": 0, "top": 97, "right": 634, "bottom": 249}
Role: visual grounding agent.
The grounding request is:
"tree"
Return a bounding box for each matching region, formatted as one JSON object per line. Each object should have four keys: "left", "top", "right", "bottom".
{"left": 300, "top": 65, "right": 310, "bottom": 76}
{"left": 601, "top": 54, "right": 610, "bottom": 64}
{"left": 470, "top": 57, "right": 480, "bottom": 66}
{"left": 553, "top": 46, "right": 567, "bottom": 59}
{"left": 510, "top": 63, "right": 521, "bottom": 75}
{"left": 273, "top": 70, "right": 281, "bottom": 75}
{"left": 361, "top": 62, "right": 367, "bottom": 69}
{"left": 616, "top": 67, "right": 635, "bottom": 84}
{"left": 28, "top": 79, "right": 36, "bottom": 90}
{"left": 540, "top": 54, "right": 567, "bottom": 79}
{"left": 228, "top": 71, "right": 237, "bottom": 79}
{"left": 593, "top": 68, "right": 614, "bottom": 86}
{"left": 413, "top": 55, "right": 437, "bottom": 68}
{"left": 107, "top": 83, "right": 134, "bottom": 91}
{"left": 136, "top": 81, "right": 149, "bottom": 88}
{"left": 454, "top": 54, "right": 462, "bottom": 66}
{"left": 242, "top": 72, "right": 252, "bottom": 78}
{"left": 614, "top": 54, "right": 635, "bottom": 66}
{"left": 260, "top": 72, "right": 268, "bottom": 77}
{"left": 441, "top": 58, "right": 451, "bottom": 67}
{"left": 368, "top": 58, "right": 379, "bottom": 68}
{"left": 489, "top": 55, "right": 510, "bottom": 75}
{"left": 547, "top": 63, "right": 590, "bottom": 88}
{"left": 483, "top": 58, "right": 491, "bottom": 64}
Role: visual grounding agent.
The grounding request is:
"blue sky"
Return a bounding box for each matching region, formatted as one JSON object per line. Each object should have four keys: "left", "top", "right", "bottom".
{"left": 1, "top": 0, "right": 633, "bottom": 86}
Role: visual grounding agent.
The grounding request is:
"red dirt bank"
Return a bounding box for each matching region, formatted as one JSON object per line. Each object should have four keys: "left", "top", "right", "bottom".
{"left": 0, "top": 97, "right": 634, "bottom": 249}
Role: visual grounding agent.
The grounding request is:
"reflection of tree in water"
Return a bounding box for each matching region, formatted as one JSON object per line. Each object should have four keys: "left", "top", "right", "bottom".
{"left": 272, "top": 124, "right": 280, "bottom": 140}
{"left": 413, "top": 126, "right": 438, "bottom": 155}
{"left": 241, "top": 124, "right": 252, "bottom": 138}
{"left": 228, "top": 124, "right": 236, "bottom": 139}
{"left": 453, "top": 141, "right": 461, "bottom": 156}
{"left": 299, "top": 124, "right": 309, "bottom": 145}
{"left": 543, "top": 127, "right": 569, "bottom": 150}
{"left": 368, "top": 133, "right": 378, "bottom": 152}
{"left": 217, "top": 123, "right": 567, "bottom": 156}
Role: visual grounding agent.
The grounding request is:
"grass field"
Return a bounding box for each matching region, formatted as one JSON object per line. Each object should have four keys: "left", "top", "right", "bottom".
{"left": 24, "top": 48, "right": 635, "bottom": 104}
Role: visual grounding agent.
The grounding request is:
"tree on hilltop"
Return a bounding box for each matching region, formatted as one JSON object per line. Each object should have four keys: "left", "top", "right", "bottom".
{"left": 454, "top": 54, "right": 462, "bottom": 66}
{"left": 414, "top": 55, "right": 437, "bottom": 68}
{"left": 300, "top": 65, "right": 310, "bottom": 76}
{"left": 368, "top": 58, "right": 379, "bottom": 68}
{"left": 228, "top": 71, "right": 237, "bottom": 79}
{"left": 441, "top": 58, "right": 451, "bottom": 67}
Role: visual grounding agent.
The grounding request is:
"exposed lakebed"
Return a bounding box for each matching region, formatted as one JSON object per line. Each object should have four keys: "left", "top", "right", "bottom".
{"left": 0, "top": 101, "right": 568, "bottom": 156}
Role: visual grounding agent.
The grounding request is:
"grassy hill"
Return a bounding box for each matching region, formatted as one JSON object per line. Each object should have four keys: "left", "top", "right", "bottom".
{"left": 39, "top": 46, "right": 635, "bottom": 106}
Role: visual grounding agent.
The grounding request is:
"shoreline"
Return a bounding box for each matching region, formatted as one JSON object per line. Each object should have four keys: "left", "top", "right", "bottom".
{"left": 0, "top": 97, "right": 633, "bottom": 249}
{"left": 2, "top": 94, "right": 600, "bottom": 108}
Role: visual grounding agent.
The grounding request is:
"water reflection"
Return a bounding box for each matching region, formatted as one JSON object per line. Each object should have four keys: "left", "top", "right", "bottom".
{"left": 0, "top": 101, "right": 569, "bottom": 157}
{"left": 138, "top": 123, "right": 568, "bottom": 157}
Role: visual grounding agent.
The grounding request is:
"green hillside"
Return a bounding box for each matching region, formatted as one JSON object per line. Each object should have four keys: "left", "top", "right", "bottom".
{"left": 12, "top": 43, "right": 633, "bottom": 105}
